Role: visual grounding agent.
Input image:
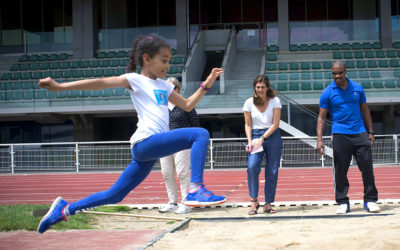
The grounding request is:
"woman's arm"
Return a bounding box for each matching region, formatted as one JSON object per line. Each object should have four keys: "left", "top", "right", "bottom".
{"left": 244, "top": 111, "right": 253, "bottom": 152}
{"left": 38, "top": 76, "right": 131, "bottom": 91}
{"left": 168, "top": 68, "right": 223, "bottom": 112}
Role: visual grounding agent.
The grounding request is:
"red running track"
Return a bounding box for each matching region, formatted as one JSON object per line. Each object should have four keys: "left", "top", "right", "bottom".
{"left": 1, "top": 166, "right": 399, "bottom": 205}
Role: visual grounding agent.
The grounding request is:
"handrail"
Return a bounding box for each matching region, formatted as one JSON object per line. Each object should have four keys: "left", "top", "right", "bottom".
{"left": 220, "top": 28, "right": 235, "bottom": 94}
{"left": 1, "top": 134, "right": 398, "bottom": 174}
{"left": 277, "top": 92, "right": 333, "bottom": 128}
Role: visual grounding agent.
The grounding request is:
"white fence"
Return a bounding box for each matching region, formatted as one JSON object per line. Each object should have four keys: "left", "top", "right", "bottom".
{"left": 0, "top": 135, "right": 399, "bottom": 174}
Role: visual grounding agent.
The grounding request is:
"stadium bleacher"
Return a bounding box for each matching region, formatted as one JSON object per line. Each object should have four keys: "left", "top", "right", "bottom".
{"left": 265, "top": 41, "right": 400, "bottom": 94}
{"left": 0, "top": 50, "right": 186, "bottom": 102}
{"left": 1, "top": 40, "right": 400, "bottom": 107}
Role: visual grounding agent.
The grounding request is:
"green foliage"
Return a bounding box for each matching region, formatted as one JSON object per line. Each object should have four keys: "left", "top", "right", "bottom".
{"left": 0, "top": 204, "right": 96, "bottom": 231}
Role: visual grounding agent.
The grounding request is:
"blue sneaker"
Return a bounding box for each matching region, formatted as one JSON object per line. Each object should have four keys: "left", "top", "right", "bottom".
{"left": 37, "top": 197, "right": 69, "bottom": 234}
{"left": 185, "top": 184, "right": 226, "bottom": 207}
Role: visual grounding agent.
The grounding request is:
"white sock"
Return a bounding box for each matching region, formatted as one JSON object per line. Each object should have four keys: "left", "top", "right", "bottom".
{"left": 63, "top": 204, "right": 70, "bottom": 217}
{"left": 189, "top": 183, "right": 202, "bottom": 193}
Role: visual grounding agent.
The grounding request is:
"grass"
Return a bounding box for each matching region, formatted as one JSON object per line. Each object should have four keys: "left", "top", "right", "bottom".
{"left": 0, "top": 204, "right": 132, "bottom": 232}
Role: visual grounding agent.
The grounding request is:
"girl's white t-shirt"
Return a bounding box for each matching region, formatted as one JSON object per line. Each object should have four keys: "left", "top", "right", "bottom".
{"left": 243, "top": 96, "right": 282, "bottom": 129}
{"left": 122, "top": 73, "right": 174, "bottom": 145}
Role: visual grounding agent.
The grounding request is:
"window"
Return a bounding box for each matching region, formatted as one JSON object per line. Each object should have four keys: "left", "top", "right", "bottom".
{"left": 221, "top": 0, "right": 241, "bottom": 23}
{"left": 243, "top": 0, "right": 262, "bottom": 22}
{"left": 1, "top": 0, "right": 22, "bottom": 46}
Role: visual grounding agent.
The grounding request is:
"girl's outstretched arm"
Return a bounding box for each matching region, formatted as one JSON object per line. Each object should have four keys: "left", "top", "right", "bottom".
{"left": 38, "top": 76, "right": 131, "bottom": 92}
{"left": 169, "top": 68, "right": 223, "bottom": 112}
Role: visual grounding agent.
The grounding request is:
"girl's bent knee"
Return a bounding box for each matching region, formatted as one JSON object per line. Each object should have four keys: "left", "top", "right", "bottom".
{"left": 194, "top": 127, "right": 209, "bottom": 138}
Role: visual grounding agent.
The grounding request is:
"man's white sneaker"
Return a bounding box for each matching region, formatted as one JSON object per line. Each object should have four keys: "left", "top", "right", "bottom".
{"left": 364, "top": 202, "right": 380, "bottom": 213}
{"left": 336, "top": 203, "right": 350, "bottom": 214}
{"left": 158, "top": 203, "right": 178, "bottom": 213}
{"left": 174, "top": 203, "right": 190, "bottom": 214}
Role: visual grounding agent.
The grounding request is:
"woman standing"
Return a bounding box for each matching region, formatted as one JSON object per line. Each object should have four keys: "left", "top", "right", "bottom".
{"left": 159, "top": 77, "right": 200, "bottom": 214}
{"left": 243, "top": 75, "right": 282, "bottom": 215}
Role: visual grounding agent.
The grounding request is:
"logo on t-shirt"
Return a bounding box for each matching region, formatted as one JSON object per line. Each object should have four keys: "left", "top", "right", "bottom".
{"left": 153, "top": 89, "right": 168, "bottom": 105}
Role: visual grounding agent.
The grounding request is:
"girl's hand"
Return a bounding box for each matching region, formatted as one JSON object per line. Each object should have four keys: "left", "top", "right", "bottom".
{"left": 38, "top": 77, "right": 63, "bottom": 92}
{"left": 203, "top": 68, "right": 224, "bottom": 88}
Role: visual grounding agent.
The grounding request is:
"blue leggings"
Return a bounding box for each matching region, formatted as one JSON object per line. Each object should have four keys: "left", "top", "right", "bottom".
{"left": 68, "top": 127, "right": 209, "bottom": 215}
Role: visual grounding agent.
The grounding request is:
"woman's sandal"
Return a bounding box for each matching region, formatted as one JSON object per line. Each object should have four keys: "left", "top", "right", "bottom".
{"left": 263, "top": 203, "right": 277, "bottom": 214}
{"left": 248, "top": 199, "right": 260, "bottom": 215}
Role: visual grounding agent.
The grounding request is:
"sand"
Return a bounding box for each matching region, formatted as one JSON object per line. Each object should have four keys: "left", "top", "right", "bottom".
{"left": 94, "top": 203, "right": 400, "bottom": 250}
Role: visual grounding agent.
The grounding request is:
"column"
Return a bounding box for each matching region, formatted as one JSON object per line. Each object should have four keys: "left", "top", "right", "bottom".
{"left": 379, "top": 0, "right": 392, "bottom": 48}
{"left": 277, "top": 0, "right": 289, "bottom": 52}
{"left": 176, "top": 0, "right": 188, "bottom": 54}
{"left": 72, "top": 0, "right": 98, "bottom": 59}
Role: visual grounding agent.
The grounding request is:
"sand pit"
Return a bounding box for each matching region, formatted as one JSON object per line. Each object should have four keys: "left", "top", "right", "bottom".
{"left": 94, "top": 203, "right": 400, "bottom": 249}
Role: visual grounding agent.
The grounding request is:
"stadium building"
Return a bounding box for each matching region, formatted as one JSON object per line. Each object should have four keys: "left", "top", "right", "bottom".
{"left": 0, "top": 0, "right": 399, "bottom": 143}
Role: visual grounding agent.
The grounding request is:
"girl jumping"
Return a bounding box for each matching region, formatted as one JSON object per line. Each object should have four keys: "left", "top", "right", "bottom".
{"left": 37, "top": 35, "right": 226, "bottom": 234}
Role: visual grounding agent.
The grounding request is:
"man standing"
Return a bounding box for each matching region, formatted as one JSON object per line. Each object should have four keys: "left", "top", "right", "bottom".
{"left": 316, "top": 61, "right": 380, "bottom": 214}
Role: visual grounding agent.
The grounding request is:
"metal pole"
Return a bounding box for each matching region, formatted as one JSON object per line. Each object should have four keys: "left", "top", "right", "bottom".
{"left": 209, "top": 140, "right": 214, "bottom": 170}
{"left": 75, "top": 143, "right": 80, "bottom": 173}
{"left": 287, "top": 102, "right": 291, "bottom": 125}
{"left": 10, "top": 145, "right": 15, "bottom": 174}
{"left": 394, "top": 135, "right": 398, "bottom": 164}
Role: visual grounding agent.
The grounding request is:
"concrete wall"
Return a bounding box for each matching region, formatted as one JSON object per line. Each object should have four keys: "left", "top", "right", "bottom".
{"left": 182, "top": 31, "right": 207, "bottom": 93}
{"left": 221, "top": 29, "right": 237, "bottom": 82}
{"left": 204, "top": 30, "right": 231, "bottom": 51}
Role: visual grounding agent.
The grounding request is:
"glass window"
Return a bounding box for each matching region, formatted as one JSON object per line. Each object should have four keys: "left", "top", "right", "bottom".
{"left": 22, "top": 0, "right": 42, "bottom": 32}
{"left": 328, "top": 0, "right": 350, "bottom": 20}
{"left": 289, "top": 0, "right": 306, "bottom": 21}
{"left": 138, "top": 0, "right": 158, "bottom": 26}
{"left": 264, "top": 0, "right": 278, "bottom": 22}
{"left": 41, "top": 122, "right": 73, "bottom": 143}
{"left": 243, "top": 0, "right": 262, "bottom": 22}
{"left": 126, "top": 0, "right": 137, "bottom": 27}
{"left": 221, "top": 0, "right": 241, "bottom": 23}
{"left": 65, "top": 0, "right": 72, "bottom": 27}
{"left": 264, "top": 0, "right": 278, "bottom": 44}
{"left": 307, "top": 0, "right": 327, "bottom": 20}
{"left": 392, "top": 0, "right": 400, "bottom": 38}
{"left": 159, "top": 0, "right": 175, "bottom": 25}
{"left": 289, "top": 0, "right": 378, "bottom": 43}
{"left": 43, "top": 1, "right": 56, "bottom": 32}
{"left": 189, "top": 0, "right": 200, "bottom": 25}
{"left": 1, "top": 0, "right": 22, "bottom": 46}
{"left": 201, "top": 0, "right": 221, "bottom": 24}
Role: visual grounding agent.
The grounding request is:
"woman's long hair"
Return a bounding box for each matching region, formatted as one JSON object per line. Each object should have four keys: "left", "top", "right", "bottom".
{"left": 252, "top": 74, "right": 276, "bottom": 105}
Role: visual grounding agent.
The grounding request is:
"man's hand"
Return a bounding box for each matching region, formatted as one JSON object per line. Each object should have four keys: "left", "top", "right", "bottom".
{"left": 317, "top": 141, "right": 325, "bottom": 155}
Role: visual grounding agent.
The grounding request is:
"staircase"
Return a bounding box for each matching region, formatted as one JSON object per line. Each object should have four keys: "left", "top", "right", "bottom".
{"left": 229, "top": 50, "right": 263, "bottom": 80}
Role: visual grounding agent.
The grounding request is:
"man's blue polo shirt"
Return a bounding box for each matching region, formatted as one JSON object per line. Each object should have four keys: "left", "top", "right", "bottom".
{"left": 319, "top": 78, "right": 367, "bottom": 134}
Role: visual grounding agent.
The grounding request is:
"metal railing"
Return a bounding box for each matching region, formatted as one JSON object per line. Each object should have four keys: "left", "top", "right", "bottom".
{"left": 0, "top": 135, "right": 398, "bottom": 174}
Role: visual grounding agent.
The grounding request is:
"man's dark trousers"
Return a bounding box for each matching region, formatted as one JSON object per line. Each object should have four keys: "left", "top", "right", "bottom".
{"left": 332, "top": 132, "right": 378, "bottom": 204}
